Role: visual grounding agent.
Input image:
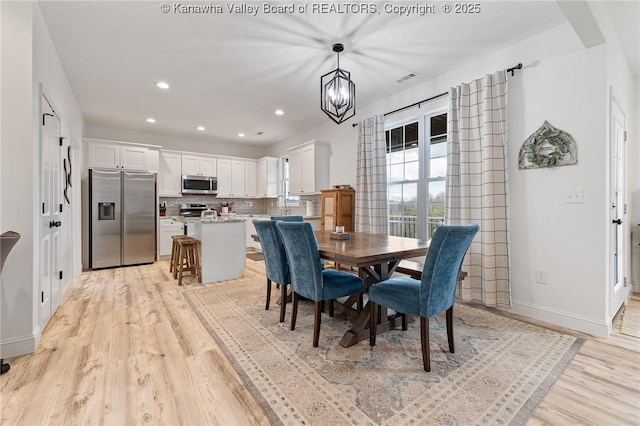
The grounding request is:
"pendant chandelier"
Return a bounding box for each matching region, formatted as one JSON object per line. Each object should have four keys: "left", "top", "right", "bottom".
{"left": 320, "top": 43, "right": 356, "bottom": 124}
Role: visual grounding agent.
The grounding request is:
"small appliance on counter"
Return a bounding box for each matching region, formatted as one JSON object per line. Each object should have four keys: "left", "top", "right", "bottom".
{"left": 180, "top": 203, "right": 207, "bottom": 217}
{"left": 201, "top": 208, "right": 217, "bottom": 222}
{"left": 159, "top": 201, "right": 167, "bottom": 217}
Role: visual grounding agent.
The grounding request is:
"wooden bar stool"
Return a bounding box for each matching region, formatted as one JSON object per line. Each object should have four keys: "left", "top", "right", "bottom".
{"left": 170, "top": 235, "right": 190, "bottom": 277}
{"left": 176, "top": 237, "right": 202, "bottom": 286}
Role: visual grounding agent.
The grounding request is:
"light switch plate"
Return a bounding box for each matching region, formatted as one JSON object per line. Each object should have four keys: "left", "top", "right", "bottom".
{"left": 564, "top": 190, "right": 584, "bottom": 204}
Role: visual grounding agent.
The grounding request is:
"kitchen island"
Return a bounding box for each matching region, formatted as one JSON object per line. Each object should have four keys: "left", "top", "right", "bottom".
{"left": 188, "top": 218, "right": 246, "bottom": 283}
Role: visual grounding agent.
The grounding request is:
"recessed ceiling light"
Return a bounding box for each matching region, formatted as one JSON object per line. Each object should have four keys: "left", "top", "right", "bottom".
{"left": 156, "top": 81, "right": 170, "bottom": 89}
{"left": 275, "top": 109, "right": 284, "bottom": 116}
{"left": 238, "top": 133, "right": 245, "bottom": 137}
{"left": 197, "top": 126, "right": 205, "bottom": 131}
{"left": 146, "top": 118, "right": 156, "bottom": 123}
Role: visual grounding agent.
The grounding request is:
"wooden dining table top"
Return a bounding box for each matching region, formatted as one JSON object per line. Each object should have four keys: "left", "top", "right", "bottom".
{"left": 314, "top": 231, "right": 429, "bottom": 268}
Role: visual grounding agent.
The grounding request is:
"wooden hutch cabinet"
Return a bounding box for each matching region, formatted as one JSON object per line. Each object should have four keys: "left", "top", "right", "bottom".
{"left": 321, "top": 188, "right": 356, "bottom": 232}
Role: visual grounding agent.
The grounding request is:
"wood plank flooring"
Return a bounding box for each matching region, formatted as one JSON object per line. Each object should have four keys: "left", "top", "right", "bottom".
{"left": 1, "top": 260, "right": 639, "bottom": 425}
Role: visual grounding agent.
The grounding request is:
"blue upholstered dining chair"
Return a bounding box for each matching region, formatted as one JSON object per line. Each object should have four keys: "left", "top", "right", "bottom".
{"left": 253, "top": 219, "right": 291, "bottom": 322}
{"left": 369, "top": 224, "right": 479, "bottom": 372}
{"left": 276, "top": 221, "right": 364, "bottom": 347}
{"left": 270, "top": 215, "right": 304, "bottom": 222}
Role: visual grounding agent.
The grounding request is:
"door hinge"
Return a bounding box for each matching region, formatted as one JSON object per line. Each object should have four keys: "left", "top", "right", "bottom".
{"left": 59, "top": 271, "right": 63, "bottom": 280}
{"left": 42, "top": 203, "right": 45, "bottom": 214}
{"left": 41, "top": 291, "right": 44, "bottom": 303}
{"left": 624, "top": 131, "right": 627, "bottom": 142}
{"left": 42, "top": 113, "right": 53, "bottom": 126}
{"left": 60, "top": 203, "right": 63, "bottom": 212}
{"left": 624, "top": 277, "right": 628, "bottom": 287}
{"left": 624, "top": 204, "right": 627, "bottom": 215}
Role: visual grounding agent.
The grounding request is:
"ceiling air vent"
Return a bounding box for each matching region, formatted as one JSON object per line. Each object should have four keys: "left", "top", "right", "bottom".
{"left": 396, "top": 72, "right": 417, "bottom": 84}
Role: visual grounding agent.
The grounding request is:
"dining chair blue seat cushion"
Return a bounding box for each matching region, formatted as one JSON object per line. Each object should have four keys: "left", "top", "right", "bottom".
{"left": 320, "top": 269, "right": 364, "bottom": 300}
{"left": 368, "top": 276, "right": 421, "bottom": 316}
{"left": 253, "top": 219, "right": 289, "bottom": 285}
{"left": 270, "top": 215, "right": 304, "bottom": 222}
{"left": 369, "top": 224, "right": 479, "bottom": 318}
{"left": 276, "top": 221, "right": 363, "bottom": 301}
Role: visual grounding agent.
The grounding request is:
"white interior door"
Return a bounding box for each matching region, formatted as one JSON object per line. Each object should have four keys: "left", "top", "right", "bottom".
{"left": 40, "top": 95, "right": 62, "bottom": 329}
{"left": 610, "top": 95, "right": 627, "bottom": 319}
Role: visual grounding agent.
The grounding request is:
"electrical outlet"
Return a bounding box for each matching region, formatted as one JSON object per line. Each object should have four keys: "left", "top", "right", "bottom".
{"left": 534, "top": 269, "right": 548, "bottom": 284}
{"left": 564, "top": 190, "right": 584, "bottom": 204}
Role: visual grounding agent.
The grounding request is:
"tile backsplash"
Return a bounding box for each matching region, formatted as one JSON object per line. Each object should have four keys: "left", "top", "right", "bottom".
{"left": 160, "top": 194, "right": 321, "bottom": 217}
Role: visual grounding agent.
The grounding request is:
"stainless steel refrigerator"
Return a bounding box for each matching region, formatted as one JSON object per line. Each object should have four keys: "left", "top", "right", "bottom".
{"left": 89, "top": 169, "right": 156, "bottom": 269}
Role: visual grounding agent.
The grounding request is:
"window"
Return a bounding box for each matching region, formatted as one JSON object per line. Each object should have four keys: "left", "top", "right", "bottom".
{"left": 280, "top": 157, "right": 299, "bottom": 206}
{"left": 386, "top": 109, "right": 447, "bottom": 239}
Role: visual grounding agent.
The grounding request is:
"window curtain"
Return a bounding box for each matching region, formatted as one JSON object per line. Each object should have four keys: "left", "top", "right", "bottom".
{"left": 356, "top": 115, "right": 388, "bottom": 234}
{"left": 445, "top": 71, "right": 511, "bottom": 307}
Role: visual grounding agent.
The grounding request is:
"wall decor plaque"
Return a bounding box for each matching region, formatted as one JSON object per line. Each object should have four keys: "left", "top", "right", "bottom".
{"left": 519, "top": 121, "right": 577, "bottom": 169}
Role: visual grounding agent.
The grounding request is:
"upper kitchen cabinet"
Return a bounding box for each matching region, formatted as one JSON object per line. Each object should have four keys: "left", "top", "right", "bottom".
{"left": 257, "top": 157, "right": 278, "bottom": 198}
{"left": 218, "top": 158, "right": 256, "bottom": 198}
{"left": 287, "top": 141, "right": 330, "bottom": 194}
{"left": 244, "top": 160, "right": 257, "bottom": 198}
{"left": 158, "top": 151, "right": 182, "bottom": 197}
{"left": 86, "top": 139, "right": 159, "bottom": 171}
{"left": 181, "top": 154, "right": 217, "bottom": 177}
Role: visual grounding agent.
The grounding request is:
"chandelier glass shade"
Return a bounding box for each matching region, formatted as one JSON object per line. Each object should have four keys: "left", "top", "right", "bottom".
{"left": 320, "top": 43, "right": 356, "bottom": 124}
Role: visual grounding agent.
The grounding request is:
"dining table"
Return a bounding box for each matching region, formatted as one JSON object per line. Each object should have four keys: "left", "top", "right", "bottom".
{"left": 314, "top": 231, "right": 429, "bottom": 347}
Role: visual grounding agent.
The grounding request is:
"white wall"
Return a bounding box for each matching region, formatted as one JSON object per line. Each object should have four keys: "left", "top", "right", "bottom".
{"left": 589, "top": 3, "right": 640, "bottom": 298}
{"left": 33, "top": 3, "right": 84, "bottom": 287}
{"left": 85, "top": 123, "right": 269, "bottom": 159}
{"left": 0, "top": 2, "right": 83, "bottom": 359}
{"left": 267, "top": 22, "right": 624, "bottom": 336}
{"left": 1, "top": 1, "right": 38, "bottom": 359}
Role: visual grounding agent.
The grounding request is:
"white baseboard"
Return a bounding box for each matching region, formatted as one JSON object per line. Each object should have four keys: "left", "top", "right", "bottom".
{"left": 0, "top": 326, "right": 40, "bottom": 359}
{"left": 512, "top": 300, "right": 610, "bottom": 337}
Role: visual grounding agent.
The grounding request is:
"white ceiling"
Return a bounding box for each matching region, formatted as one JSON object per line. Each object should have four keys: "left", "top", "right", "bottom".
{"left": 40, "top": 1, "right": 575, "bottom": 145}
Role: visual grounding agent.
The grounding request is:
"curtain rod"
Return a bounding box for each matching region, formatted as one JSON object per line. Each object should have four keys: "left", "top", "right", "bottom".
{"left": 352, "top": 62, "right": 522, "bottom": 127}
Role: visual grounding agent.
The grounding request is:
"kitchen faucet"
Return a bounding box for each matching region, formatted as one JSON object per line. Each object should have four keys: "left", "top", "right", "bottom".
{"left": 277, "top": 195, "right": 289, "bottom": 215}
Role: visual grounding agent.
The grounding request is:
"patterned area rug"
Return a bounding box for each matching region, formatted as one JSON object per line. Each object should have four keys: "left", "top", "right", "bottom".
{"left": 183, "top": 279, "right": 583, "bottom": 425}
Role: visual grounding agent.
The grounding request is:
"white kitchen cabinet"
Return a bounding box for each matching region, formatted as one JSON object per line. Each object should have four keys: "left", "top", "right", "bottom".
{"left": 231, "top": 160, "right": 245, "bottom": 196}
{"left": 181, "top": 154, "right": 217, "bottom": 177}
{"left": 159, "top": 219, "right": 184, "bottom": 259}
{"left": 87, "top": 142, "right": 150, "bottom": 171}
{"left": 257, "top": 157, "right": 278, "bottom": 198}
{"left": 244, "top": 161, "right": 258, "bottom": 198}
{"left": 217, "top": 159, "right": 232, "bottom": 197}
{"left": 145, "top": 149, "right": 159, "bottom": 173}
{"left": 287, "top": 141, "right": 330, "bottom": 194}
{"left": 218, "top": 159, "right": 254, "bottom": 198}
{"left": 159, "top": 151, "right": 182, "bottom": 197}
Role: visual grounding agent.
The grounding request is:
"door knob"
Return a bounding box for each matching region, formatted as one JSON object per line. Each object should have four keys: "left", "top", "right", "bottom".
{"left": 612, "top": 219, "right": 622, "bottom": 225}
{"left": 49, "top": 221, "right": 62, "bottom": 228}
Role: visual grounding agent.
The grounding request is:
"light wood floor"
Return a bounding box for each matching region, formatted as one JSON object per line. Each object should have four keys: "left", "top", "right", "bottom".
{"left": 1, "top": 260, "right": 639, "bottom": 425}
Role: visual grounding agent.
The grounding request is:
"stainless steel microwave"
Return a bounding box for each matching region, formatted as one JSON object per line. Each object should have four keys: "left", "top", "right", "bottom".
{"left": 181, "top": 175, "right": 217, "bottom": 195}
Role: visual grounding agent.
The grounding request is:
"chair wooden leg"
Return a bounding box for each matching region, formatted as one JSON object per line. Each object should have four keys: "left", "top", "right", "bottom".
{"left": 173, "top": 243, "right": 181, "bottom": 279}
{"left": 279, "top": 284, "right": 287, "bottom": 323}
{"left": 328, "top": 299, "right": 334, "bottom": 317}
{"left": 369, "top": 301, "right": 377, "bottom": 346}
{"left": 265, "top": 278, "right": 272, "bottom": 310}
{"left": 446, "top": 306, "right": 454, "bottom": 353}
{"left": 169, "top": 239, "right": 176, "bottom": 273}
{"left": 290, "top": 292, "right": 299, "bottom": 331}
{"left": 313, "top": 301, "right": 322, "bottom": 347}
{"left": 401, "top": 313, "right": 408, "bottom": 331}
{"left": 420, "top": 317, "right": 430, "bottom": 372}
{"left": 357, "top": 293, "right": 363, "bottom": 313}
